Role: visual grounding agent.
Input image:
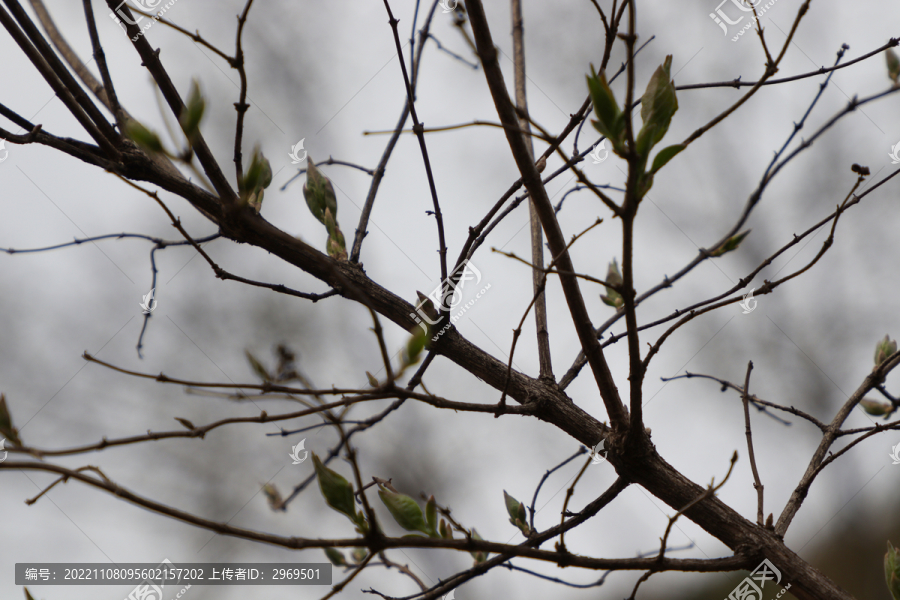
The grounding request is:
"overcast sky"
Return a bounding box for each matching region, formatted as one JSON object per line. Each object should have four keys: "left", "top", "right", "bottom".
{"left": 2, "top": 1, "right": 900, "bottom": 599}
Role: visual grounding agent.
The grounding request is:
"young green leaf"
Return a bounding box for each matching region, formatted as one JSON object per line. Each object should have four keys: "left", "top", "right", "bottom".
{"left": 503, "top": 491, "right": 523, "bottom": 521}
{"left": 586, "top": 67, "right": 625, "bottom": 152}
{"left": 600, "top": 259, "right": 624, "bottom": 309}
{"left": 0, "top": 394, "right": 12, "bottom": 436}
{"left": 303, "top": 158, "right": 338, "bottom": 225}
{"left": 262, "top": 483, "right": 284, "bottom": 511}
{"left": 403, "top": 326, "right": 429, "bottom": 367}
{"left": 327, "top": 236, "right": 347, "bottom": 260}
{"left": 638, "top": 55, "right": 678, "bottom": 151}
{"left": 351, "top": 547, "right": 368, "bottom": 563}
{"left": 886, "top": 541, "right": 900, "bottom": 600}
{"left": 0, "top": 394, "right": 21, "bottom": 446}
{"left": 425, "top": 495, "right": 438, "bottom": 532}
{"left": 323, "top": 207, "right": 348, "bottom": 260}
{"left": 503, "top": 490, "right": 530, "bottom": 535}
{"left": 710, "top": 230, "right": 751, "bottom": 257}
{"left": 634, "top": 124, "right": 658, "bottom": 165}
{"left": 240, "top": 147, "right": 272, "bottom": 212}
{"left": 860, "top": 398, "right": 893, "bottom": 417}
{"left": 636, "top": 172, "right": 655, "bottom": 199}
{"left": 605, "top": 258, "right": 623, "bottom": 287}
{"left": 125, "top": 120, "right": 164, "bottom": 154}
{"left": 324, "top": 547, "right": 346, "bottom": 566}
{"left": 312, "top": 453, "right": 359, "bottom": 525}
{"left": 439, "top": 518, "right": 453, "bottom": 539}
{"left": 245, "top": 350, "right": 271, "bottom": 381}
{"left": 875, "top": 334, "right": 898, "bottom": 366}
{"left": 650, "top": 144, "right": 686, "bottom": 174}
{"left": 323, "top": 207, "right": 338, "bottom": 240}
{"left": 258, "top": 154, "right": 273, "bottom": 189}
{"left": 887, "top": 48, "right": 900, "bottom": 85}
{"left": 469, "top": 528, "right": 488, "bottom": 563}
{"left": 243, "top": 149, "right": 272, "bottom": 192}
{"left": 247, "top": 189, "right": 264, "bottom": 213}
{"left": 378, "top": 487, "right": 435, "bottom": 536}
{"left": 179, "top": 79, "right": 206, "bottom": 142}
{"left": 365, "top": 371, "right": 379, "bottom": 387}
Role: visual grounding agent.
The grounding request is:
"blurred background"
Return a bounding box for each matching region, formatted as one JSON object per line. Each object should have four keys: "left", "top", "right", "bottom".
{"left": 1, "top": 1, "right": 900, "bottom": 598}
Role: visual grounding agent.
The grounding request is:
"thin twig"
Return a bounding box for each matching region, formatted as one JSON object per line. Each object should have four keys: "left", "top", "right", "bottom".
{"left": 232, "top": 0, "right": 255, "bottom": 183}
{"left": 496, "top": 219, "right": 604, "bottom": 412}
{"left": 381, "top": 0, "right": 448, "bottom": 289}
{"left": 349, "top": 3, "right": 440, "bottom": 263}
{"left": 740, "top": 361, "right": 764, "bottom": 525}
{"left": 511, "top": 0, "right": 553, "bottom": 382}
{"left": 80, "top": 0, "right": 126, "bottom": 132}
{"left": 466, "top": 0, "right": 628, "bottom": 428}
{"left": 528, "top": 447, "right": 588, "bottom": 530}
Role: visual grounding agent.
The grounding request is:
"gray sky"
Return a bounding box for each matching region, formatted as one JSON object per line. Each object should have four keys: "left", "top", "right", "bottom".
{"left": 2, "top": 1, "right": 900, "bottom": 599}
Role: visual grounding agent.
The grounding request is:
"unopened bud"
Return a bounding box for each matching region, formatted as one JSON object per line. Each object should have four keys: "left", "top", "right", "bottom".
{"left": 125, "top": 120, "right": 164, "bottom": 154}
{"left": 885, "top": 541, "right": 900, "bottom": 599}
{"left": 600, "top": 258, "right": 624, "bottom": 308}
{"left": 875, "top": 334, "right": 898, "bottom": 367}
{"left": 860, "top": 398, "right": 893, "bottom": 417}
{"left": 179, "top": 79, "right": 205, "bottom": 142}
{"left": 303, "top": 157, "right": 338, "bottom": 224}
{"left": 324, "top": 547, "right": 346, "bottom": 566}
